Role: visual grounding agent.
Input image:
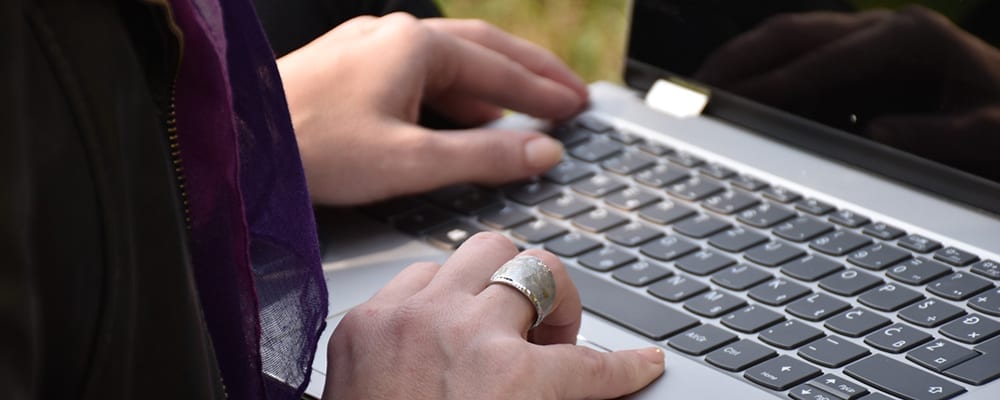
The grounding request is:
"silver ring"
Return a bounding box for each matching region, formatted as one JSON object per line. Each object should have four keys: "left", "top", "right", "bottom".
{"left": 489, "top": 255, "right": 556, "bottom": 329}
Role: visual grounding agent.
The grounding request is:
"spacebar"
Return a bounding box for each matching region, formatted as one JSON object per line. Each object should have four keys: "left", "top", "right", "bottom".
{"left": 568, "top": 267, "right": 699, "bottom": 340}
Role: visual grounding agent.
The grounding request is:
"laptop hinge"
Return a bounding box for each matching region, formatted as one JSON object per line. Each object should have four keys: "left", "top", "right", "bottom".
{"left": 644, "top": 78, "right": 710, "bottom": 118}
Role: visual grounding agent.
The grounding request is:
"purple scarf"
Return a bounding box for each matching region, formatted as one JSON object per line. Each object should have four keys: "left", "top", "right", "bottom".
{"left": 170, "top": 0, "right": 328, "bottom": 398}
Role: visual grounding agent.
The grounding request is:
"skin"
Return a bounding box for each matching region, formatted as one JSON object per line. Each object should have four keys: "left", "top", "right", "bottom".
{"left": 278, "top": 13, "right": 665, "bottom": 399}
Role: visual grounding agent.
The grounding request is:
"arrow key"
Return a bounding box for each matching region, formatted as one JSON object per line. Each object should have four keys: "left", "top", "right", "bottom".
{"left": 745, "top": 355, "right": 821, "bottom": 391}
{"left": 809, "top": 374, "right": 869, "bottom": 400}
{"left": 789, "top": 383, "right": 839, "bottom": 400}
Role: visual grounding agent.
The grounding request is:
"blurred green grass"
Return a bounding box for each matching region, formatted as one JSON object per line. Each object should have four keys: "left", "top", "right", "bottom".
{"left": 436, "top": 0, "right": 629, "bottom": 83}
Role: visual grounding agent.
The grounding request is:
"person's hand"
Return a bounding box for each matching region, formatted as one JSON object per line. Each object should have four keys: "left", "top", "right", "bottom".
{"left": 322, "top": 232, "right": 665, "bottom": 399}
{"left": 277, "top": 13, "right": 588, "bottom": 205}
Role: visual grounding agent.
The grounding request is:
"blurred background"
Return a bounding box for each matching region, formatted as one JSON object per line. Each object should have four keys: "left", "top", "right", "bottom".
{"left": 435, "top": 0, "right": 630, "bottom": 83}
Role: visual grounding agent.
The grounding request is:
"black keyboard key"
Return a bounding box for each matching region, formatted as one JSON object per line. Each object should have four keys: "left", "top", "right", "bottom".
{"left": 944, "top": 351, "right": 1000, "bottom": 385}
{"left": 844, "top": 354, "right": 965, "bottom": 400}
{"left": 781, "top": 255, "right": 843, "bottom": 282}
{"left": 848, "top": 243, "right": 911, "bottom": 271}
{"left": 722, "top": 305, "right": 784, "bottom": 333}
{"left": 829, "top": 209, "right": 871, "bottom": 228}
{"left": 819, "top": 268, "right": 882, "bottom": 296}
{"left": 604, "top": 187, "right": 660, "bottom": 211}
{"left": 808, "top": 374, "right": 870, "bottom": 400}
{"left": 825, "top": 308, "right": 891, "bottom": 337}
{"left": 675, "top": 249, "right": 735, "bottom": 276}
{"left": 898, "top": 234, "right": 942, "bottom": 253}
{"left": 574, "top": 115, "right": 613, "bottom": 133}
{"left": 637, "top": 199, "right": 696, "bottom": 225}
{"left": 637, "top": 141, "right": 672, "bottom": 156}
{"left": 864, "top": 323, "right": 931, "bottom": 353}
{"left": 639, "top": 235, "right": 699, "bottom": 262}
{"left": 698, "top": 163, "right": 735, "bottom": 180}
{"left": 858, "top": 283, "right": 924, "bottom": 312}
{"left": 567, "top": 267, "right": 699, "bottom": 340}
{"left": 761, "top": 186, "right": 802, "bottom": 203}
{"left": 505, "top": 180, "right": 562, "bottom": 205}
{"left": 478, "top": 205, "right": 534, "bottom": 230}
{"left": 799, "top": 336, "right": 870, "bottom": 368}
{"left": 744, "top": 241, "right": 805, "bottom": 267}
{"left": 538, "top": 194, "right": 595, "bottom": 219}
{"left": 774, "top": 216, "right": 835, "bottom": 242}
{"left": 940, "top": 314, "right": 1000, "bottom": 344}
{"left": 906, "top": 339, "right": 979, "bottom": 372}
{"left": 611, "top": 260, "right": 672, "bottom": 287}
{"left": 569, "top": 136, "right": 624, "bottom": 162}
{"left": 394, "top": 206, "right": 454, "bottom": 234}
{"left": 810, "top": 230, "right": 873, "bottom": 256}
{"left": 729, "top": 174, "right": 768, "bottom": 191}
{"left": 426, "top": 185, "right": 501, "bottom": 215}
{"left": 859, "top": 392, "right": 895, "bottom": 400}
{"left": 899, "top": 298, "right": 965, "bottom": 328}
{"left": 927, "top": 272, "right": 993, "bottom": 301}
{"left": 571, "top": 174, "right": 627, "bottom": 198}
{"left": 667, "top": 152, "right": 704, "bottom": 168}
{"left": 795, "top": 198, "right": 835, "bottom": 216}
{"left": 634, "top": 164, "right": 689, "bottom": 188}
{"left": 708, "top": 226, "right": 768, "bottom": 253}
{"left": 888, "top": 257, "right": 952, "bottom": 285}
{"left": 669, "top": 324, "right": 738, "bottom": 355}
{"left": 550, "top": 124, "right": 592, "bottom": 146}
{"left": 711, "top": 264, "right": 772, "bottom": 291}
{"left": 605, "top": 129, "right": 642, "bottom": 144}
{"left": 975, "top": 334, "right": 1000, "bottom": 354}
{"left": 971, "top": 259, "right": 1000, "bottom": 280}
{"left": 543, "top": 159, "right": 594, "bottom": 184}
{"left": 364, "top": 196, "right": 426, "bottom": 220}
{"left": 425, "top": 221, "right": 484, "bottom": 249}
{"left": 673, "top": 214, "right": 731, "bottom": 239}
{"left": 702, "top": 190, "right": 759, "bottom": 215}
{"left": 706, "top": 339, "right": 776, "bottom": 371}
{"left": 571, "top": 208, "right": 629, "bottom": 233}
{"left": 543, "top": 232, "right": 601, "bottom": 257}
{"left": 970, "top": 287, "right": 1000, "bottom": 316}
{"left": 578, "top": 246, "right": 636, "bottom": 272}
{"left": 648, "top": 275, "right": 709, "bottom": 302}
{"left": 601, "top": 151, "right": 656, "bottom": 175}
{"left": 667, "top": 176, "right": 725, "bottom": 201}
{"left": 745, "top": 355, "right": 822, "bottom": 391}
{"left": 684, "top": 290, "right": 746, "bottom": 318}
{"left": 786, "top": 293, "right": 850, "bottom": 321}
{"left": 748, "top": 278, "right": 810, "bottom": 306}
{"left": 604, "top": 221, "right": 663, "bottom": 247}
{"left": 510, "top": 219, "right": 567, "bottom": 244}
{"left": 737, "top": 202, "right": 796, "bottom": 228}
{"left": 933, "top": 247, "right": 980, "bottom": 267}
{"left": 862, "top": 222, "right": 906, "bottom": 240}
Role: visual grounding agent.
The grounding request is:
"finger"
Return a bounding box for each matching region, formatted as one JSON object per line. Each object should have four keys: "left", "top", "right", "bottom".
{"left": 427, "top": 232, "right": 520, "bottom": 294}
{"left": 368, "top": 261, "right": 441, "bottom": 305}
{"left": 537, "top": 344, "right": 665, "bottom": 400}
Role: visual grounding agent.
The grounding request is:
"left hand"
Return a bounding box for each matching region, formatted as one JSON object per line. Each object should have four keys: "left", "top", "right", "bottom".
{"left": 278, "top": 13, "right": 588, "bottom": 205}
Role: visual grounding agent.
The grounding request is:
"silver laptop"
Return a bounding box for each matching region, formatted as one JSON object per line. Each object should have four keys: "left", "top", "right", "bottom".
{"left": 304, "top": 1, "right": 1000, "bottom": 398}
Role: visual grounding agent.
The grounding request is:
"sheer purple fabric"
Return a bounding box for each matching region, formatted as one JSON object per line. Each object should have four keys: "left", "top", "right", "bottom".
{"left": 170, "top": 0, "right": 328, "bottom": 398}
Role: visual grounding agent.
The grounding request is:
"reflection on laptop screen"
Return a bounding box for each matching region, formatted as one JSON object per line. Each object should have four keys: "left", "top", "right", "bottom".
{"left": 627, "top": 0, "right": 1000, "bottom": 185}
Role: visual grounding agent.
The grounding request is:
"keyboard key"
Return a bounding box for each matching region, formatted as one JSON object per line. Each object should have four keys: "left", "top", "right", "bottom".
{"left": 864, "top": 323, "right": 931, "bottom": 353}
{"left": 684, "top": 290, "right": 746, "bottom": 318}
{"left": 601, "top": 151, "right": 656, "bottom": 175}
{"left": 549, "top": 124, "right": 592, "bottom": 146}
{"left": 810, "top": 230, "right": 873, "bottom": 256}
{"left": 363, "top": 196, "right": 425, "bottom": 220}
{"left": 574, "top": 115, "right": 613, "bottom": 133}
{"left": 974, "top": 334, "right": 1000, "bottom": 354}
{"left": 611, "top": 260, "right": 672, "bottom": 287}
{"left": 669, "top": 324, "right": 738, "bottom": 355}
{"left": 825, "top": 308, "right": 891, "bottom": 337}
{"left": 542, "top": 159, "right": 594, "bottom": 184}
{"left": 745, "top": 355, "right": 821, "bottom": 391}
{"left": 774, "top": 216, "right": 835, "bottom": 242}
{"left": 786, "top": 293, "right": 850, "bottom": 322}
{"left": 702, "top": 190, "right": 759, "bottom": 215}
{"left": 887, "top": 257, "right": 952, "bottom": 285}
{"left": 571, "top": 208, "right": 629, "bottom": 233}
{"left": 673, "top": 214, "right": 731, "bottom": 239}
{"left": 675, "top": 249, "right": 735, "bottom": 276}
{"left": 578, "top": 246, "right": 636, "bottom": 272}
{"left": 927, "top": 272, "right": 993, "bottom": 301}
{"left": 862, "top": 222, "right": 906, "bottom": 240}
{"left": 698, "top": 162, "right": 735, "bottom": 180}
{"left": 781, "top": 255, "right": 843, "bottom": 282}
{"left": 667, "top": 152, "right": 704, "bottom": 168}
{"left": 708, "top": 227, "right": 768, "bottom": 253}
{"left": 899, "top": 298, "right": 966, "bottom": 328}
{"left": 539, "top": 194, "right": 595, "bottom": 219}
{"left": 648, "top": 275, "right": 709, "bottom": 302}
{"left": 737, "top": 202, "right": 796, "bottom": 228}
{"left": 505, "top": 180, "right": 562, "bottom": 205}
{"left": 848, "top": 243, "right": 911, "bottom": 271}
{"left": 795, "top": 198, "right": 836, "bottom": 216}
{"left": 543, "top": 232, "right": 601, "bottom": 257}
{"left": 971, "top": 259, "right": 1000, "bottom": 280}
{"left": 906, "top": 339, "right": 979, "bottom": 372}
{"left": 604, "top": 221, "right": 663, "bottom": 247}
{"left": 762, "top": 186, "right": 802, "bottom": 203}
{"left": 969, "top": 287, "right": 1000, "bottom": 316}
{"left": 944, "top": 351, "right": 1000, "bottom": 385}
{"left": 799, "top": 336, "right": 869, "bottom": 368}
{"left": 748, "top": 278, "right": 810, "bottom": 306}
{"left": 477, "top": 205, "right": 533, "bottom": 230}
{"left": 940, "top": 314, "right": 1000, "bottom": 344}
{"left": 639, "top": 235, "right": 699, "bottom": 262}
{"left": 711, "top": 264, "right": 772, "bottom": 291}
{"left": 844, "top": 354, "right": 965, "bottom": 400}
{"left": 569, "top": 136, "right": 624, "bottom": 162}
{"left": 394, "top": 206, "right": 453, "bottom": 234}
{"left": 933, "top": 246, "right": 980, "bottom": 267}
{"left": 722, "top": 305, "right": 784, "bottom": 333}
{"left": 571, "top": 174, "right": 627, "bottom": 198}
{"left": 604, "top": 187, "right": 660, "bottom": 211}
{"left": 744, "top": 241, "right": 805, "bottom": 267}
{"left": 634, "top": 164, "right": 689, "bottom": 188}
{"left": 510, "top": 219, "right": 568, "bottom": 243}
{"left": 706, "top": 339, "right": 777, "bottom": 371}
{"left": 808, "top": 374, "right": 870, "bottom": 400}
{"left": 637, "top": 200, "right": 695, "bottom": 225}
{"left": 567, "top": 267, "right": 699, "bottom": 340}
{"left": 829, "top": 209, "right": 871, "bottom": 228}
{"left": 425, "top": 221, "right": 484, "bottom": 249}
{"left": 898, "top": 234, "right": 942, "bottom": 253}
{"left": 605, "top": 129, "right": 642, "bottom": 144}
{"left": 858, "top": 283, "right": 924, "bottom": 312}
{"left": 729, "top": 174, "right": 768, "bottom": 191}
{"left": 667, "top": 176, "right": 725, "bottom": 201}
{"left": 637, "top": 140, "right": 673, "bottom": 156}
{"left": 819, "top": 268, "right": 882, "bottom": 296}
{"left": 426, "top": 185, "right": 501, "bottom": 215}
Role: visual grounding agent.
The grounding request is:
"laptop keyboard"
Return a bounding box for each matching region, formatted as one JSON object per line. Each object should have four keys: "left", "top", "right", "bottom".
{"left": 363, "top": 115, "right": 1000, "bottom": 400}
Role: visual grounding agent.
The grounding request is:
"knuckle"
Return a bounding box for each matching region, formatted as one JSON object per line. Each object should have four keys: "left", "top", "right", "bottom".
{"left": 580, "top": 349, "right": 614, "bottom": 381}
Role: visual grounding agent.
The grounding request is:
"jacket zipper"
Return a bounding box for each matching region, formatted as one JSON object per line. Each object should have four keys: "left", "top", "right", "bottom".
{"left": 165, "top": 84, "right": 191, "bottom": 230}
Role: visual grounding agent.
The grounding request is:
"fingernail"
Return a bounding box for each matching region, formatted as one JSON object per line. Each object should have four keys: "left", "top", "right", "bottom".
{"left": 524, "top": 136, "right": 564, "bottom": 169}
{"left": 638, "top": 347, "right": 665, "bottom": 365}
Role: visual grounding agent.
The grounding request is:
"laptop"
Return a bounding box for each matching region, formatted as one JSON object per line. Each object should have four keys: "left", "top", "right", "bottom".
{"left": 303, "top": 1, "right": 1000, "bottom": 398}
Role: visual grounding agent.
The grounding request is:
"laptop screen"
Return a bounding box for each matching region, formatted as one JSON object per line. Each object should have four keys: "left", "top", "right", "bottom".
{"left": 626, "top": 0, "right": 1000, "bottom": 211}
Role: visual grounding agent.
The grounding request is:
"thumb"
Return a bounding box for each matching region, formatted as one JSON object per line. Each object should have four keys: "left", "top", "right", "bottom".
{"left": 536, "top": 344, "right": 664, "bottom": 400}
{"left": 417, "top": 128, "right": 564, "bottom": 188}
